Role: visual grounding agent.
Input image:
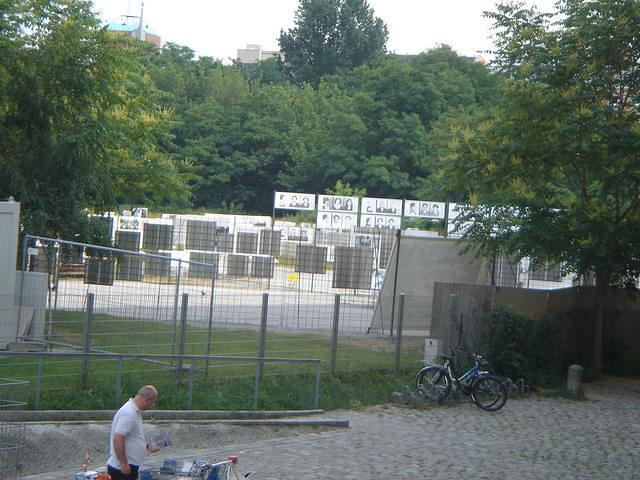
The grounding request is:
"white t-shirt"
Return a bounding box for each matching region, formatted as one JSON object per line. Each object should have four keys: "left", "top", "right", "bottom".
{"left": 107, "top": 399, "right": 146, "bottom": 468}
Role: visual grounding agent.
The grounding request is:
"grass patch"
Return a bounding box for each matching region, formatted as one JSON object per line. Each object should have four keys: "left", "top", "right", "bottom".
{"left": 0, "top": 311, "right": 423, "bottom": 410}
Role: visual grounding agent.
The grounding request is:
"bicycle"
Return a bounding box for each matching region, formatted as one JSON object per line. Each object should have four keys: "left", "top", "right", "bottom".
{"left": 415, "top": 346, "right": 507, "bottom": 411}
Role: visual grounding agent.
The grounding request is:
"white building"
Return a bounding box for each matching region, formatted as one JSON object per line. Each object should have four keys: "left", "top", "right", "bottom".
{"left": 236, "top": 44, "right": 279, "bottom": 64}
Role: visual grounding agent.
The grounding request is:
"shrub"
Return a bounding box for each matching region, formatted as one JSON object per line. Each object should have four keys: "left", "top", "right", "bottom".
{"left": 486, "top": 306, "right": 560, "bottom": 386}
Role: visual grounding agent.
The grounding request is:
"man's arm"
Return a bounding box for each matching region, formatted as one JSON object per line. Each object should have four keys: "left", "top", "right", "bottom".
{"left": 113, "top": 433, "right": 131, "bottom": 474}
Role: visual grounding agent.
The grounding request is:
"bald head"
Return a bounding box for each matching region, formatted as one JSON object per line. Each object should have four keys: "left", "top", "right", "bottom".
{"left": 134, "top": 385, "right": 157, "bottom": 410}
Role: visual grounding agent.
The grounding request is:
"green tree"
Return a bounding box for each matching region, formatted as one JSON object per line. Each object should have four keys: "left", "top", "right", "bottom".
{"left": 439, "top": 0, "right": 640, "bottom": 374}
{"left": 278, "top": 0, "right": 388, "bottom": 86}
{"left": 0, "top": 0, "right": 190, "bottom": 242}
{"left": 278, "top": 83, "right": 367, "bottom": 194}
{"left": 237, "top": 57, "right": 288, "bottom": 86}
{"left": 324, "top": 179, "right": 366, "bottom": 197}
{"left": 325, "top": 48, "right": 501, "bottom": 199}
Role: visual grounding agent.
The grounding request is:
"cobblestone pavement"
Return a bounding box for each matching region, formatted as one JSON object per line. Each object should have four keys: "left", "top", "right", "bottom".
{"left": 26, "top": 376, "right": 640, "bottom": 480}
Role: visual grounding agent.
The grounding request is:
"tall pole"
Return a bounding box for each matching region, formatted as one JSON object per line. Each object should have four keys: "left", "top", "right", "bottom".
{"left": 389, "top": 229, "right": 402, "bottom": 337}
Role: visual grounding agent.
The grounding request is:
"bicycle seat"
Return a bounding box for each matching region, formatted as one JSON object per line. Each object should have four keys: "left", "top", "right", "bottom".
{"left": 477, "top": 357, "right": 490, "bottom": 367}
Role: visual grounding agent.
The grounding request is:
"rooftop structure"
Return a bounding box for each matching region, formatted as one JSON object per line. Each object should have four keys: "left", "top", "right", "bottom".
{"left": 237, "top": 44, "right": 279, "bottom": 64}
{"left": 106, "top": 1, "right": 161, "bottom": 48}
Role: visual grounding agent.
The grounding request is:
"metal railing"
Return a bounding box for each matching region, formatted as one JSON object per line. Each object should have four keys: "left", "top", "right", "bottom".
{"left": 0, "top": 351, "right": 321, "bottom": 411}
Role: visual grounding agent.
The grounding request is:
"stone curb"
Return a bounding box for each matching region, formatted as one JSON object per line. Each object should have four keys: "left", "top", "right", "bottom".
{"left": 0, "top": 409, "right": 329, "bottom": 422}
{"left": 14, "top": 418, "right": 350, "bottom": 427}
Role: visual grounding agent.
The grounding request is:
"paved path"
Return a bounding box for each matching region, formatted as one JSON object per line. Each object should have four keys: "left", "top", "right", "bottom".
{"left": 25, "top": 376, "right": 640, "bottom": 480}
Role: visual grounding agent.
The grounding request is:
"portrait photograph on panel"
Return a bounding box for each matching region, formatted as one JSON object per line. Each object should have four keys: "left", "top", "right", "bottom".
{"left": 405, "top": 199, "right": 446, "bottom": 219}
{"left": 362, "top": 197, "right": 376, "bottom": 213}
{"left": 318, "top": 195, "right": 359, "bottom": 213}
{"left": 342, "top": 213, "right": 356, "bottom": 229}
{"left": 274, "top": 191, "right": 316, "bottom": 211}
{"left": 362, "top": 197, "right": 402, "bottom": 216}
{"left": 317, "top": 212, "right": 331, "bottom": 229}
{"left": 119, "top": 217, "right": 140, "bottom": 231}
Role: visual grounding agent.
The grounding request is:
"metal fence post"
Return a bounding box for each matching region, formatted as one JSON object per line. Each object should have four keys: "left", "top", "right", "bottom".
{"left": 254, "top": 293, "right": 269, "bottom": 410}
{"left": 15, "top": 234, "right": 30, "bottom": 341}
{"left": 330, "top": 294, "right": 341, "bottom": 376}
{"left": 393, "top": 293, "right": 406, "bottom": 377}
{"left": 252, "top": 367, "right": 261, "bottom": 412}
{"left": 115, "top": 356, "right": 123, "bottom": 407}
{"left": 177, "top": 293, "right": 189, "bottom": 379}
{"left": 448, "top": 294, "right": 458, "bottom": 351}
{"left": 389, "top": 229, "right": 402, "bottom": 336}
{"left": 314, "top": 361, "right": 321, "bottom": 409}
{"left": 81, "top": 293, "right": 94, "bottom": 387}
{"left": 35, "top": 353, "right": 43, "bottom": 410}
{"left": 171, "top": 259, "right": 183, "bottom": 358}
{"left": 205, "top": 267, "right": 217, "bottom": 379}
{"left": 257, "top": 294, "right": 269, "bottom": 376}
{"left": 187, "top": 364, "right": 194, "bottom": 410}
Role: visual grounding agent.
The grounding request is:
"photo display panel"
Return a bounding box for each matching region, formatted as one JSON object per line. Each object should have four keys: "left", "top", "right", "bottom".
{"left": 361, "top": 197, "right": 402, "bottom": 216}
{"left": 317, "top": 212, "right": 357, "bottom": 229}
{"left": 274, "top": 191, "right": 316, "bottom": 211}
{"left": 360, "top": 197, "right": 402, "bottom": 229}
{"left": 317, "top": 194, "right": 359, "bottom": 228}
{"left": 318, "top": 194, "right": 359, "bottom": 213}
{"left": 359, "top": 214, "right": 401, "bottom": 229}
{"left": 404, "top": 199, "right": 446, "bottom": 219}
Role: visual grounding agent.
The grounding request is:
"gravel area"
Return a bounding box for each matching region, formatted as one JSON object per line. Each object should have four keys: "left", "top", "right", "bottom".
{"left": 17, "top": 420, "right": 334, "bottom": 476}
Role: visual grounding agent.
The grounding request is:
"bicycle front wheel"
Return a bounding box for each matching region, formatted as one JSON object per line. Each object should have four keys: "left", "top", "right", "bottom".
{"left": 416, "top": 366, "right": 451, "bottom": 403}
{"left": 471, "top": 375, "right": 507, "bottom": 411}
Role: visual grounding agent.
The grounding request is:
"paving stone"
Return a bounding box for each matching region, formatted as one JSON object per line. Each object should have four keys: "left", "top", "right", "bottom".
{"left": 20, "top": 377, "right": 640, "bottom": 480}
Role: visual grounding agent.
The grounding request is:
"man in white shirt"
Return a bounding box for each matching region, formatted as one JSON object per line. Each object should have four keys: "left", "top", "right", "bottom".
{"left": 107, "top": 385, "right": 159, "bottom": 480}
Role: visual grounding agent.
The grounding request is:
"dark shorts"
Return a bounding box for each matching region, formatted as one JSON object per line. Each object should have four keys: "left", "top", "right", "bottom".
{"left": 108, "top": 464, "right": 139, "bottom": 480}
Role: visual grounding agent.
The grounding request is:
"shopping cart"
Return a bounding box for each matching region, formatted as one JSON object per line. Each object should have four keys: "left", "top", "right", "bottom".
{"left": 140, "top": 456, "right": 248, "bottom": 480}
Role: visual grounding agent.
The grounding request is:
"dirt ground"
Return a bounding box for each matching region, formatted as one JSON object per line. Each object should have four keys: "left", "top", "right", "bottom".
{"left": 17, "top": 421, "right": 324, "bottom": 476}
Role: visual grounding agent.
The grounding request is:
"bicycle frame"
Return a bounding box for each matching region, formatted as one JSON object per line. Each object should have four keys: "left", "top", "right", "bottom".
{"left": 438, "top": 348, "right": 489, "bottom": 394}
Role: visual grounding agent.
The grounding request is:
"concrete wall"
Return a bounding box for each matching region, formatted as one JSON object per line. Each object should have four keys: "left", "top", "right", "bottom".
{"left": 0, "top": 201, "right": 20, "bottom": 348}
{"left": 370, "top": 232, "right": 488, "bottom": 335}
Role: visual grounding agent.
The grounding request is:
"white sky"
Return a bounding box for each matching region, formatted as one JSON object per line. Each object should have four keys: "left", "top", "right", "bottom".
{"left": 91, "top": 0, "right": 558, "bottom": 63}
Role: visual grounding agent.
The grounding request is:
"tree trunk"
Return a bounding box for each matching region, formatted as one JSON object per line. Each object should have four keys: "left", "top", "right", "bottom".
{"left": 591, "top": 271, "right": 609, "bottom": 377}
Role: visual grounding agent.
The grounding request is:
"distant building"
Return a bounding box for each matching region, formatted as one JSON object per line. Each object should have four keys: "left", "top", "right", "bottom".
{"left": 106, "top": 2, "right": 161, "bottom": 48}
{"left": 236, "top": 44, "right": 279, "bottom": 64}
{"left": 107, "top": 21, "right": 161, "bottom": 48}
{"left": 462, "top": 54, "right": 487, "bottom": 64}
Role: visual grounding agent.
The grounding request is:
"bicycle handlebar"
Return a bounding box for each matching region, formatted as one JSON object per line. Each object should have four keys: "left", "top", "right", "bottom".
{"left": 445, "top": 346, "right": 485, "bottom": 363}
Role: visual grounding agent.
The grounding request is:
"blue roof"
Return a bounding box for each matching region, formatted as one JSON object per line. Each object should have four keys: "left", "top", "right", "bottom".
{"left": 107, "top": 22, "right": 159, "bottom": 37}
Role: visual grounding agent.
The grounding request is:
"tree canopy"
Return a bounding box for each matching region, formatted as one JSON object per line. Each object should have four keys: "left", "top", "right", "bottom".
{"left": 278, "top": 0, "right": 388, "bottom": 86}
{"left": 438, "top": 0, "right": 640, "bottom": 373}
{"left": 1, "top": 0, "right": 502, "bottom": 236}
{"left": 0, "top": 0, "right": 190, "bottom": 242}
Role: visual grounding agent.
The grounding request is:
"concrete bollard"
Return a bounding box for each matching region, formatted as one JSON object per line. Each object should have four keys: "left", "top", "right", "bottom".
{"left": 566, "top": 364, "right": 584, "bottom": 398}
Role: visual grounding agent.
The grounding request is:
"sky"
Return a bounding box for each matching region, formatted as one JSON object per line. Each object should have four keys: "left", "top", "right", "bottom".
{"left": 90, "top": 0, "right": 558, "bottom": 63}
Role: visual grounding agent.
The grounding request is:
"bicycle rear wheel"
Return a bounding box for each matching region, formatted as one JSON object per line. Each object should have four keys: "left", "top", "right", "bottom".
{"left": 416, "top": 366, "right": 451, "bottom": 403}
{"left": 471, "top": 375, "right": 507, "bottom": 411}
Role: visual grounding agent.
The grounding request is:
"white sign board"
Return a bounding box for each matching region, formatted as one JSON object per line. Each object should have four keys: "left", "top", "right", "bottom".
{"left": 361, "top": 197, "right": 402, "bottom": 216}
{"left": 318, "top": 194, "right": 359, "bottom": 213}
{"left": 274, "top": 191, "right": 315, "bottom": 211}
{"left": 317, "top": 211, "right": 357, "bottom": 229}
{"left": 404, "top": 200, "right": 446, "bottom": 219}
{"left": 360, "top": 214, "right": 401, "bottom": 229}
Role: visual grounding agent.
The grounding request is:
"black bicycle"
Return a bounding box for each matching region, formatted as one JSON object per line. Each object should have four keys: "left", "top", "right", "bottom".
{"left": 415, "top": 346, "right": 507, "bottom": 411}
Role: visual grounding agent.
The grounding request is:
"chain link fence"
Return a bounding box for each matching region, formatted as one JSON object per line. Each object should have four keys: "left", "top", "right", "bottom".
{"left": 0, "top": 225, "right": 425, "bottom": 410}
{"left": 0, "top": 378, "right": 26, "bottom": 479}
